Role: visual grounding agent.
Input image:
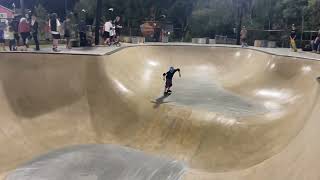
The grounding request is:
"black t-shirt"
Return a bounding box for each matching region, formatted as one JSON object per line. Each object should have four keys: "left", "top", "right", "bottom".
{"left": 50, "top": 18, "right": 57, "bottom": 32}
{"left": 163, "top": 69, "right": 180, "bottom": 80}
{"left": 11, "top": 20, "right": 19, "bottom": 32}
{"left": 114, "top": 21, "right": 121, "bottom": 33}
{"left": 31, "top": 21, "right": 39, "bottom": 34}
{"left": 290, "top": 29, "right": 296, "bottom": 39}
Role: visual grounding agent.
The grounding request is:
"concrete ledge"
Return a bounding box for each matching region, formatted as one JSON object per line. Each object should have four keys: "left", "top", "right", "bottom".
{"left": 268, "top": 41, "right": 277, "bottom": 48}
{"left": 131, "top": 37, "right": 145, "bottom": 44}
{"left": 209, "top": 39, "right": 216, "bottom": 44}
{"left": 192, "top": 38, "right": 208, "bottom": 44}
{"left": 120, "top": 36, "right": 132, "bottom": 43}
{"left": 255, "top": 40, "right": 277, "bottom": 48}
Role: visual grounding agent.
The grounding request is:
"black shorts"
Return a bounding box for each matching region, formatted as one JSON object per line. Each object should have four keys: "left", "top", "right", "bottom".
{"left": 64, "top": 30, "right": 71, "bottom": 38}
{"left": 115, "top": 29, "right": 121, "bottom": 36}
{"left": 21, "top": 32, "right": 30, "bottom": 40}
{"left": 103, "top": 31, "right": 110, "bottom": 39}
{"left": 165, "top": 79, "right": 173, "bottom": 88}
{"left": 0, "top": 39, "right": 4, "bottom": 43}
{"left": 14, "top": 33, "right": 20, "bottom": 40}
{"left": 52, "top": 33, "right": 61, "bottom": 39}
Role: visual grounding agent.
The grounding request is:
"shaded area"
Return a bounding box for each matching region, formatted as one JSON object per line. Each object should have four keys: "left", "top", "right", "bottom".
{"left": 0, "top": 54, "right": 87, "bottom": 118}
{"left": 5, "top": 144, "right": 187, "bottom": 180}
{"left": 151, "top": 93, "right": 172, "bottom": 108}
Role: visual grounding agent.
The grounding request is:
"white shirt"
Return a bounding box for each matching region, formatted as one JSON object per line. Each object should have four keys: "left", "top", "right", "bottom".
{"left": 31, "top": 19, "right": 36, "bottom": 26}
{"left": 7, "top": 31, "right": 14, "bottom": 40}
{"left": 104, "top": 21, "right": 112, "bottom": 32}
{"left": 49, "top": 19, "right": 61, "bottom": 34}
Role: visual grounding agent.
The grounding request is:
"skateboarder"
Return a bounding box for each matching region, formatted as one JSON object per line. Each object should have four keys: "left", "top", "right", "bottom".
{"left": 290, "top": 24, "right": 297, "bottom": 52}
{"left": 163, "top": 67, "right": 181, "bottom": 94}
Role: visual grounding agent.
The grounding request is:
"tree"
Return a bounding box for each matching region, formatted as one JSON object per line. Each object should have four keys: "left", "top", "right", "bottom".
{"left": 189, "top": 0, "right": 237, "bottom": 38}
{"left": 33, "top": 4, "right": 48, "bottom": 37}
{"left": 167, "top": 0, "right": 194, "bottom": 41}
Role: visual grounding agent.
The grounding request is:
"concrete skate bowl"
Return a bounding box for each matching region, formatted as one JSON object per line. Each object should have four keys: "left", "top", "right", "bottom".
{"left": 1, "top": 45, "right": 320, "bottom": 180}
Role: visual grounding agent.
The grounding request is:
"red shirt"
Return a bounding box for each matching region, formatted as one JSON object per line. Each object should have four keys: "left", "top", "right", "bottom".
{"left": 18, "top": 21, "right": 30, "bottom": 33}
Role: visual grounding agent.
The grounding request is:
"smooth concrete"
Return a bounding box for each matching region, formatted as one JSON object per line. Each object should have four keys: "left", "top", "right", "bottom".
{"left": 6, "top": 144, "right": 187, "bottom": 180}
{"left": 0, "top": 46, "right": 320, "bottom": 179}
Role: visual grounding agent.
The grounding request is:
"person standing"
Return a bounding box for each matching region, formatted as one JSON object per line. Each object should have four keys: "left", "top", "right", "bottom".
{"left": 78, "top": 19, "right": 87, "bottom": 47}
{"left": 311, "top": 30, "right": 320, "bottom": 53}
{"left": 103, "top": 19, "right": 113, "bottom": 45}
{"left": 63, "top": 15, "right": 72, "bottom": 49}
{"left": 0, "top": 27, "right": 5, "bottom": 51}
{"left": 8, "top": 26, "right": 16, "bottom": 51}
{"left": 290, "top": 24, "right": 298, "bottom": 52}
{"left": 11, "top": 16, "right": 20, "bottom": 46}
{"left": 31, "top": 15, "right": 40, "bottom": 51}
{"left": 18, "top": 17, "right": 31, "bottom": 50}
{"left": 49, "top": 13, "right": 61, "bottom": 52}
{"left": 114, "top": 16, "right": 122, "bottom": 43}
{"left": 240, "top": 26, "right": 248, "bottom": 47}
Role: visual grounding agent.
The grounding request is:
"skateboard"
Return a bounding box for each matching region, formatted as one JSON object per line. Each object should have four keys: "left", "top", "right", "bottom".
{"left": 164, "top": 90, "right": 172, "bottom": 96}
{"left": 290, "top": 38, "right": 297, "bottom": 52}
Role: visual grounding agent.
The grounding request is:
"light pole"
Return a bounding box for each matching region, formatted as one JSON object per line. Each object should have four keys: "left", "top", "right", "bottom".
{"left": 20, "top": 0, "right": 25, "bottom": 16}
{"left": 65, "top": 0, "right": 68, "bottom": 16}
{"left": 95, "top": 0, "right": 102, "bottom": 45}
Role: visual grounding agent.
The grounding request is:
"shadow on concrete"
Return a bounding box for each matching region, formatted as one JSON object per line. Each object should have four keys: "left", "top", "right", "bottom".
{"left": 151, "top": 93, "right": 172, "bottom": 109}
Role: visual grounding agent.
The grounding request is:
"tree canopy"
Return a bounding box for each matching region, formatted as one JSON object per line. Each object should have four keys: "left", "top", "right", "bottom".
{"left": 23, "top": 0, "right": 320, "bottom": 40}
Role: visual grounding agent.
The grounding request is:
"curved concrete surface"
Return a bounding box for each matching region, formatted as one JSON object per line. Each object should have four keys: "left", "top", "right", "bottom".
{"left": 0, "top": 46, "right": 320, "bottom": 179}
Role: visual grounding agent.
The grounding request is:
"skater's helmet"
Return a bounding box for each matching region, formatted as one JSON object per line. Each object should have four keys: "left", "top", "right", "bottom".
{"left": 169, "top": 67, "right": 175, "bottom": 73}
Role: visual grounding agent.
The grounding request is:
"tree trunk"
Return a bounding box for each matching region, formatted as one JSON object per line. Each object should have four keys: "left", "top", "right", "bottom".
{"left": 95, "top": 0, "right": 102, "bottom": 45}
{"left": 20, "top": 0, "right": 25, "bottom": 16}
{"left": 236, "top": 8, "right": 243, "bottom": 45}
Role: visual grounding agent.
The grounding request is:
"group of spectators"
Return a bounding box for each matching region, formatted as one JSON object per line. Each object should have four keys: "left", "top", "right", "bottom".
{"left": 0, "top": 14, "right": 40, "bottom": 51}
{"left": 0, "top": 13, "right": 72, "bottom": 52}
{"left": 103, "top": 16, "right": 122, "bottom": 45}
{"left": 0, "top": 13, "right": 123, "bottom": 52}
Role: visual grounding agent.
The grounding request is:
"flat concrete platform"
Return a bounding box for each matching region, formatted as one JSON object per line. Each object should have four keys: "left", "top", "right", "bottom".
{"left": 3, "top": 43, "right": 320, "bottom": 60}
{"left": 0, "top": 44, "right": 320, "bottom": 180}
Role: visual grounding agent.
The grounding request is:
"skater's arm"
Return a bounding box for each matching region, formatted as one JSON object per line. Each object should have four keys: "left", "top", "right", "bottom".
{"left": 176, "top": 69, "right": 181, "bottom": 77}
{"left": 163, "top": 73, "right": 166, "bottom": 80}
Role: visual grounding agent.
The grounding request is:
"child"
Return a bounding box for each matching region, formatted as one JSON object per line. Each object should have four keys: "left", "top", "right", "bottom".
{"left": 0, "top": 27, "right": 5, "bottom": 51}
{"left": 290, "top": 24, "right": 297, "bottom": 52}
{"left": 163, "top": 67, "right": 181, "bottom": 94}
{"left": 8, "top": 26, "right": 16, "bottom": 51}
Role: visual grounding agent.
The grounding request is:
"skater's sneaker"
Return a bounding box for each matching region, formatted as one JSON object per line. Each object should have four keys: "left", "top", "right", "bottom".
{"left": 167, "top": 90, "right": 172, "bottom": 93}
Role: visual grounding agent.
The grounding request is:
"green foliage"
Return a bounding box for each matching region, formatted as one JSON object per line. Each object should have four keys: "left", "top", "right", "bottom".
{"left": 34, "top": 4, "right": 48, "bottom": 34}
{"left": 189, "top": 0, "right": 237, "bottom": 37}
{"left": 66, "top": 0, "right": 320, "bottom": 39}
